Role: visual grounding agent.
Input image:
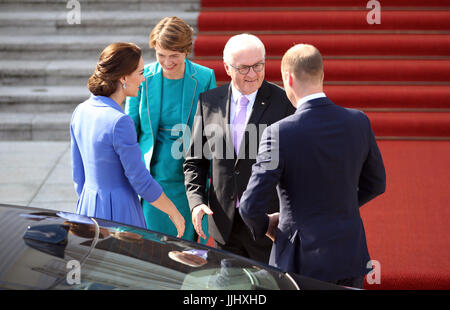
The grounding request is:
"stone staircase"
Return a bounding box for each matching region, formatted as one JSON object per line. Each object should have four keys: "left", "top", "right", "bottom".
{"left": 0, "top": 0, "right": 200, "bottom": 140}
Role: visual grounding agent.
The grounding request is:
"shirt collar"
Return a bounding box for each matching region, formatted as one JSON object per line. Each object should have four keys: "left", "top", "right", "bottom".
{"left": 297, "top": 92, "right": 326, "bottom": 109}
{"left": 231, "top": 83, "right": 258, "bottom": 105}
{"left": 90, "top": 94, "right": 123, "bottom": 112}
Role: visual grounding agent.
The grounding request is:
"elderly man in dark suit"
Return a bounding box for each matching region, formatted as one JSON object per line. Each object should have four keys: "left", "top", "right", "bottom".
{"left": 239, "top": 44, "right": 386, "bottom": 288}
{"left": 183, "top": 34, "right": 295, "bottom": 263}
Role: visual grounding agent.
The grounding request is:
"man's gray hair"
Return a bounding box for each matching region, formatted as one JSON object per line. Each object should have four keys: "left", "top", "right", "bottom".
{"left": 223, "top": 33, "right": 266, "bottom": 64}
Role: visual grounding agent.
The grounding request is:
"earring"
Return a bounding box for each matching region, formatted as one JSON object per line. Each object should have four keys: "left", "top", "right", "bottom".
{"left": 122, "top": 83, "right": 126, "bottom": 89}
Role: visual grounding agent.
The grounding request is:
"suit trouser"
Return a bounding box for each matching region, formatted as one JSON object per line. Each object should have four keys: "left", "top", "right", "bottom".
{"left": 214, "top": 210, "right": 272, "bottom": 264}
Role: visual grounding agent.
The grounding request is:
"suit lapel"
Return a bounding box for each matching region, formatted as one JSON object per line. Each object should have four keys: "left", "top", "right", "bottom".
{"left": 222, "top": 85, "right": 235, "bottom": 159}
{"left": 246, "top": 81, "right": 271, "bottom": 127}
{"left": 208, "top": 84, "right": 235, "bottom": 160}
{"left": 181, "top": 59, "right": 197, "bottom": 133}
{"left": 235, "top": 81, "right": 271, "bottom": 166}
{"left": 145, "top": 64, "right": 163, "bottom": 146}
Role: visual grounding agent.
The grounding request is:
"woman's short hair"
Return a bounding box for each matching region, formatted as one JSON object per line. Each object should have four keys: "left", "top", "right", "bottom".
{"left": 88, "top": 42, "right": 142, "bottom": 97}
{"left": 149, "top": 16, "right": 194, "bottom": 55}
{"left": 223, "top": 33, "right": 266, "bottom": 64}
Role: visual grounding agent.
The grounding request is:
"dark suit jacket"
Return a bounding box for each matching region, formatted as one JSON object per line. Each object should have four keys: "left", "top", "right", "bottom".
{"left": 239, "top": 97, "right": 386, "bottom": 282}
{"left": 183, "top": 80, "right": 295, "bottom": 245}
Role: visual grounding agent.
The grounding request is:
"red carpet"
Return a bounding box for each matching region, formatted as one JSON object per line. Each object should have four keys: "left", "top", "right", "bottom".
{"left": 195, "top": 34, "right": 450, "bottom": 57}
{"left": 366, "top": 112, "right": 450, "bottom": 138}
{"left": 199, "top": 11, "right": 450, "bottom": 32}
{"left": 196, "top": 59, "right": 450, "bottom": 84}
{"left": 323, "top": 85, "right": 450, "bottom": 111}
{"left": 202, "top": 0, "right": 450, "bottom": 8}
{"left": 361, "top": 140, "right": 450, "bottom": 290}
{"left": 195, "top": 0, "right": 450, "bottom": 289}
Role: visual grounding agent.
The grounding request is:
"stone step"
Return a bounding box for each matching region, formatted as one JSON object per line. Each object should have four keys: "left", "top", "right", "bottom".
{"left": 0, "top": 86, "right": 88, "bottom": 113}
{"left": 0, "top": 0, "right": 201, "bottom": 141}
{"left": 0, "top": 60, "right": 95, "bottom": 86}
{"left": 0, "top": 11, "right": 198, "bottom": 35}
{"left": 0, "top": 34, "right": 154, "bottom": 60}
{"left": 0, "top": 58, "right": 156, "bottom": 86}
{"left": 0, "top": 0, "right": 200, "bottom": 12}
{"left": 0, "top": 112, "right": 72, "bottom": 141}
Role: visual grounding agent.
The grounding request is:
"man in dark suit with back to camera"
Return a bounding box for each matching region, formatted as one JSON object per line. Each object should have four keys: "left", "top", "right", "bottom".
{"left": 183, "top": 34, "right": 295, "bottom": 264}
{"left": 239, "top": 44, "right": 386, "bottom": 288}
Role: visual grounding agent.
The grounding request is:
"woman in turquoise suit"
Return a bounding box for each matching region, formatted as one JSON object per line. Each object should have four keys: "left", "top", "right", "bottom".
{"left": 71, "top": 42, "right": 185, "bottom": 237}
{"left": 125, "top": 17, "right": 216, "bottom": 243}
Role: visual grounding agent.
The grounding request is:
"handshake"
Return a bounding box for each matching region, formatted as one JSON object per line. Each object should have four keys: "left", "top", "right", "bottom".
{"left": 265, "top": 212, "right": 279, "bottom": 242}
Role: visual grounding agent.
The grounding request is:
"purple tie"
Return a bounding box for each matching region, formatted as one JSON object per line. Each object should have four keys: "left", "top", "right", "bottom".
{"left": 232, "top": 95, "right": 249, "bottom": 208}
{"left": 232, "top": 95, "right": 250, "bottom": 155}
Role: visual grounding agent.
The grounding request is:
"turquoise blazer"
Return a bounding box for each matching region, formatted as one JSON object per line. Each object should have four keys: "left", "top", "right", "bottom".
{"left": 125, "top": 59, "right": 217, "bottom": 172}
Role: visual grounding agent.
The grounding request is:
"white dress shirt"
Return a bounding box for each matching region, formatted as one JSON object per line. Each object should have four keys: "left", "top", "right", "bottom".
{"left": 230, "top": 84, "right": 258, "bottom": 125}
{"left": 296, "top": 92, "right": 326, "bottom": 110}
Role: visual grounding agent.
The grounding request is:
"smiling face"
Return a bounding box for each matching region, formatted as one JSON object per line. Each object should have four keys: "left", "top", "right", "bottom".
{"left": 224, "top": 46, "right": 265, "bottom": 95}
{"left": 123, "top": 57, "right": 145, "bottom": 97}
{"left": 155, "top": 45, "right": 186, "bottom": 79}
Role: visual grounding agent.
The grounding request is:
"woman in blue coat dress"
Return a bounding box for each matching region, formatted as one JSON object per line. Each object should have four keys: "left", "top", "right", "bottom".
{"left": 125, "top": 17, "right": 216, "bottom": 242}
{"left": 71, "top": 42, "right": 185, "bottom": 236}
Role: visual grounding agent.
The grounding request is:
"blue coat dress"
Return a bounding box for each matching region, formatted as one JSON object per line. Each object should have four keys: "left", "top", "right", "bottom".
{"left": 125, "top": 59, "right": 216, "bottom": 242}
{"left": 70, "top": 95, "right": 163, "bottom": 229}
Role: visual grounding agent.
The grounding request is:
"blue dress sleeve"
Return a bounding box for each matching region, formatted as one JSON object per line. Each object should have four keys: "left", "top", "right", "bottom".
{"left": 112, "top": 114, "right": 163, "bottom": 203}
{"left": 70, "top": 116, "right": 85, "bottom": 197}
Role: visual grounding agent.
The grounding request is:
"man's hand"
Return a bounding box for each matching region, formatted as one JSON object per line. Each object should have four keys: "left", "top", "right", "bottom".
{"left": 192, "top": 204, "right": 213, "bottom": 239}
{"left": 265, "top": 212, "right": 279, "bottom": 242}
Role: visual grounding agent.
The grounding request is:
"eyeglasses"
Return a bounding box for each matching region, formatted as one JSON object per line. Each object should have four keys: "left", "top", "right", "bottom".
{"left": 228, "top": 62, "right": 265, "bottom": 75}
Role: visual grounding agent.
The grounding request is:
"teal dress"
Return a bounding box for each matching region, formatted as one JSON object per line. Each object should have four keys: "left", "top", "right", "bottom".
{"left": 145, "top": 77, "right": 193, "bottom": 239}
{"left": 125, "top": 59, "right": 217, "bottom": 244}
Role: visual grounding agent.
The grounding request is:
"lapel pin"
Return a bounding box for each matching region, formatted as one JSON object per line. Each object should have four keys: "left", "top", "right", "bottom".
{"left": 261, "top": 102, "right": 265, "bottom": 105}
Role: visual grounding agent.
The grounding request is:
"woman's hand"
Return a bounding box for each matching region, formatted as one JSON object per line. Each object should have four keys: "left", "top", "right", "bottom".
{"left": 150, "top": 191, "right": 185, "bottom": 238}
{"left": 168, "top": 209, "right": 185, "bottom": 238}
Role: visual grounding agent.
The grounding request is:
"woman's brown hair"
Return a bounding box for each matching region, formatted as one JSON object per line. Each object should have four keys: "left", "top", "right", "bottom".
{"left": 149, "top": 16, "right": 194, "bottom": 55}
{"left": 88, "top": 42, "right": 142, "bottom": 97}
